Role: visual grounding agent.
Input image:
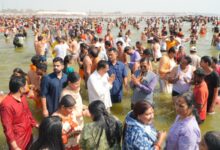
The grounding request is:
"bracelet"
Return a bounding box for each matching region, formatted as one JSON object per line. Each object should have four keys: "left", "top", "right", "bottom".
{"left": 154, "top": 143, "right": 161, "bottom": 150}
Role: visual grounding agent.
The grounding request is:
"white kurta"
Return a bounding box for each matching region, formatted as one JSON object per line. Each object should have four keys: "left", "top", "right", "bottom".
{"left": 87, "top": 71, "right": 112, "bottom": 109}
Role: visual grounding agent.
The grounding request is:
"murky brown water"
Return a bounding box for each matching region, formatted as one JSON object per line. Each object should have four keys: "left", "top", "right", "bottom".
{"left": 0, "top": 21, "right": 220, "bottom": 149}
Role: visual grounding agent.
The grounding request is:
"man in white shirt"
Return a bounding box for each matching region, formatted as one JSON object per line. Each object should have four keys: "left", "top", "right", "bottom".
{"left": 189, "top": 46, "right": 201, "bottom": 68}
{"left": 54, "top": 37, "right": 70, "bottom": 59}
{"left": 87, "top": 60, "right": 115, "bottom": 110}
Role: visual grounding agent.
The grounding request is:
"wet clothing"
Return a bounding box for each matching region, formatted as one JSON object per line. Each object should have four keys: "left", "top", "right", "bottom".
{"left": 193, "top": 81, "right": 209, "bottom": 121}
{"left": 13, "top": 33, "right": 24, "bottom": 47}
{"left": 108, "top": 61, "right": 127, "bottom": 103}
{"left": 172, "top": 65, "right": 194, "bottom": 95}
{"left": 204, "top": 71, "right": 219, "bottom": 111}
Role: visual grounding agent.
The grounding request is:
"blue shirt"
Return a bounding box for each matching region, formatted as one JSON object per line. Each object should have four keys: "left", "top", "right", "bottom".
{"left": 40, "top": 72, "right": 67, "bottom": 114}
{"left": 108, "top": 61, "right": 127, "bottom": 102}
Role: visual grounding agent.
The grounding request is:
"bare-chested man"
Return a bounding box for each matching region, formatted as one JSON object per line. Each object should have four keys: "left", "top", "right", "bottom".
{"left": 68, "top": 36, "right": 79, "bottom": 58}
{"left": 34, "top": 30, "right": 50, "bottom": 62}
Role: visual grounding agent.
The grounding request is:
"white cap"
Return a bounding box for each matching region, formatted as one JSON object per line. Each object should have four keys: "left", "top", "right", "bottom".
{"left": 190, "top": 46, "right": 197, "bottom": 52}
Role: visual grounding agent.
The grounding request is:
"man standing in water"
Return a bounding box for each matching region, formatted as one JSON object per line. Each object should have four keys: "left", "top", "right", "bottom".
{"left": 200, "top": 56, "right": 219, "bottom": 114}
{"left": 40, "top": 57, "right": 67, "bottom": 117}
{"left": 107, "top": 47, "right": 128, "bottom": 103}
{"left": 124, "top": 46, "right": 141, "bottom": 73}
{"left": 34, "top": 30, "right": 50, "bottom": 62}
{"left": 130, "top": 58, "right": 158, "bottom": 107}
{"left": 87, "top": 60, "right": 115, "bottom": 111}
{"left": 0, "top": 75, "right": 38, "bottom": 150}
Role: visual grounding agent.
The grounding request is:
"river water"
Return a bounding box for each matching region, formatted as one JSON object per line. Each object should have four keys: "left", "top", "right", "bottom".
{"left": 0, "top": 20, "right": 220, "bottom": 148}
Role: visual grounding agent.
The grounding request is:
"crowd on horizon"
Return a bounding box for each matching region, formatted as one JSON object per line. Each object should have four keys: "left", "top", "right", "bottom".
{"left": 1, "top": 15, "right": 220, "bottom": 149}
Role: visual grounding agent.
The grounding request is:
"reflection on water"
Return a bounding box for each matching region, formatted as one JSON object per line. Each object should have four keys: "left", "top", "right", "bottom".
{"left": 0, "top": 22, "right": 220, "bottom": 148}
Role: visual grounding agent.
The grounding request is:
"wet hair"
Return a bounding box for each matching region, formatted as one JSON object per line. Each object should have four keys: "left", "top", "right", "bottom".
{"left": 9, "top": 75, "right": 26, "bottom": 93}
{"left": 36, "top": 63, "right": 47, "bottom": 72}
{"left": 59, "top": 95, "right": 76, "bottom": 108}
{"left": 88, "top": 100, "right": 121, "bottom": 148}
{"left": 89, "top": 46, "right": 99, "bottom": 58}
{"left": 63, "top": 55, "right": 73, "bottom": 73}
{"left": 31, "top": 55, "right": 41, "bottom": 66}
{"left": 29, "top": 116, "right": 64, "bottom": 150}
{"left": 93, "top": 36, "right": 98, "bottom": 42}
{"left": 177, "top": 92, "right": 201, "bottom": 123}
{"left": 168, "top": 46, "right": 176, "bottom": 54}
{"left": 67, "top": 72, "right": 80, "bottom": 83}
{"left": 201, "top": 56, "right": 212, "bottom": 66}
{"left": 53, "top": 57, "right": 64, "bottom": 65}
{"left": 204, "top": 131, "right": 220, "bottom": 150}
{"left": 37, "top": 35, "right": 43, "bottom": 41}
{"left": 133, "top": 100, "right": 153, "bottom": 118}
{"left": 97, "top": 60, "right": 108, "bottom": 71}
{"left": 105, "top": 40, "right": 111, "bottom": 47}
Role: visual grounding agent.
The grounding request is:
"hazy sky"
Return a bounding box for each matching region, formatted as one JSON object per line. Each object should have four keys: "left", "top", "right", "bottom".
{"left": 1, "top": 0, "right": 219, "bottom": 14}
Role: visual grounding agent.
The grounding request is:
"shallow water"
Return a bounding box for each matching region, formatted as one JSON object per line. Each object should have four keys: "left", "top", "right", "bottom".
{"left": 0, "top": 21, "right": 220, "bottom": 148}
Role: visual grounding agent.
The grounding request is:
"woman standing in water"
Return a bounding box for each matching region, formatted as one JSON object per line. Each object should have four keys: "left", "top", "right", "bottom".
{"left": 80, "top": 100, "right": 122, "bottom": 150}
{"left": 123, "top": 100, "right": 166, "bottom": 150}
{"left": 165, "top": 92, "right": 201, "bottom": 150}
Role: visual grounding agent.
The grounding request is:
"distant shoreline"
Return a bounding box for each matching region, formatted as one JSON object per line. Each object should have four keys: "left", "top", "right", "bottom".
{"left": 0, "top": 11, "right": 219, "bottom": 17}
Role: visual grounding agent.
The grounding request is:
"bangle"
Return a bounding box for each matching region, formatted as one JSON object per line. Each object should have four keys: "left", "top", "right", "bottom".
{"left": 154, "top": 143, "right": 161, "bottom": 150}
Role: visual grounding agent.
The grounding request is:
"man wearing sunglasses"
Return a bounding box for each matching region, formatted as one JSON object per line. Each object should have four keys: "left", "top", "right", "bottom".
{"left": 130, "top": 57, "right": 158, "bottom": 109}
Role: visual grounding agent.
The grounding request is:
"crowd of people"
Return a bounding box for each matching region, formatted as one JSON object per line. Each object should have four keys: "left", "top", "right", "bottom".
{"left": 0, "top": 15, "right": 220, "bottom": 149}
